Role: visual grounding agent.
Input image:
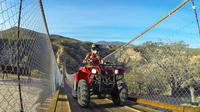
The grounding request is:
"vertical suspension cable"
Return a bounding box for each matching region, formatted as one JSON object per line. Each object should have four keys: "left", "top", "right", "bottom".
{"left": 17, "top": 0, "right": 24, "bottom": 111}
{"left": 38, "top": 0, "right": 61, "bottom": 95}
{"left": 38, "top": 0, "right": 50, "bottom": 37}
{"left": 191, "top": 0, "right": 200, "bottom": 36}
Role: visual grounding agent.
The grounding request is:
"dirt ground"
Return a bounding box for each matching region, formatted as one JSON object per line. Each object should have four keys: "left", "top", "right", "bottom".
{"left": 0, "top": 74, "right": 52, "bottom": 112}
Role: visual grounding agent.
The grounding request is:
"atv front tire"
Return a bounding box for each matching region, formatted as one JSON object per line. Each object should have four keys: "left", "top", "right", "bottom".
{"left": 77, "top": 79, "right": 90, "bottom": 107}
{"left": 111, "top": 83, "right": 128, "bottom": 105}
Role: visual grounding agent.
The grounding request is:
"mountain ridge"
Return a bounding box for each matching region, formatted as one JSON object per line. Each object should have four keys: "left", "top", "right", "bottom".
{"left": 96, "top": 41, "right": 127, "bottom": 45}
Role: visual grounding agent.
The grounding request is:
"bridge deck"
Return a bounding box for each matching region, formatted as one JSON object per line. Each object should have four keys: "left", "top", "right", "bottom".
{"left": 55, "top": 83, "right": 71, "bottom": 112}
{"left": 48, "top": 79, "right": 166, "bottom": 112}
{"left": 47, "top": 78, "right": 200, "bottom": 112}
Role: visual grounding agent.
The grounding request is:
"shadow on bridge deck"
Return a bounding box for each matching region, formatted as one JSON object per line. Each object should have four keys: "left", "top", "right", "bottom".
{"left": 48, "top": 78, "right": 168, "bottom": 112}
{"left": 47, "top": 76, "right": 200, "bottom": 112}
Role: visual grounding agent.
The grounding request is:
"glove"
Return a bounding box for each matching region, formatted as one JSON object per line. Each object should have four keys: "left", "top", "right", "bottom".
{"left": 82, "top": 60, "right": 86, "bottom": 64}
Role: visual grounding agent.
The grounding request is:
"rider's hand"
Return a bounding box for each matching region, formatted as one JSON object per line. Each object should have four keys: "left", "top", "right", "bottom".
{"left": 82, "top": 60, "right": 86, "bottom": 64}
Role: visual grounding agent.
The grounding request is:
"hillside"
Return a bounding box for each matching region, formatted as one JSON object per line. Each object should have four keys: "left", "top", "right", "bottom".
{"left": 53, "top": 35, "right": 200, "bottom": 96}
{"left": 0, "top": 27, "right": 46, "bottom": 39}
{"left": 50, "top": 34, "right": 121, "bottom": 73}
{"left": 1, "top": 27, "right": 200, "bottom": 97}
{"left": 0, "top": 27, "right": 121, "bottom": 73}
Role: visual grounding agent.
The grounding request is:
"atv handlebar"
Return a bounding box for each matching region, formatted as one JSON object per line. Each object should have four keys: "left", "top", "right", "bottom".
{"left": 87, "top": 59, "right": 93, "bottom": 63}
{"left": 99, "top": 64, "right": 124, "bottom": 67}
{"left": 81, "top": 59, "right": 95, "bottom": 66}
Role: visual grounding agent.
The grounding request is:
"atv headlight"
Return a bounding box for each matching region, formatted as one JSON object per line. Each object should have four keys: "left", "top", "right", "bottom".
{"left": 91, "top": 69, "right": 97, "bottom": 74}
{"left": 114, "top": 69, "right": 119, "bottom": 74}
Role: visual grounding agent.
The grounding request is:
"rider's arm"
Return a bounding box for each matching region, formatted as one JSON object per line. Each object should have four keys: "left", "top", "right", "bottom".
{"left": 100, "top": 57, "right": 106, "bottom": 64}
{"left": 100, "top": 56, "right": 111, "bottom": 64}
{"left": 83, "top": 53, "right": 90, "bottom": 63}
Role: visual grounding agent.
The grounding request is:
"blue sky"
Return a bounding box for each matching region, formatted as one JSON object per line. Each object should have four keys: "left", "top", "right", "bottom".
{"left": 43, "top": 0, "right": 200, "bottom": 47}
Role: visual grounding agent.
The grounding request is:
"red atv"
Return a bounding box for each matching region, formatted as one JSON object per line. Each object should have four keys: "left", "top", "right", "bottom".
{"left": 72, "top": 60, "right": 128, "bottom": 107}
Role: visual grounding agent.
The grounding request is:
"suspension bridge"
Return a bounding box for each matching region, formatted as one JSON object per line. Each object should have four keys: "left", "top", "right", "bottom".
{"left": 0, "top": 0, "right": 200, "bottom": 112}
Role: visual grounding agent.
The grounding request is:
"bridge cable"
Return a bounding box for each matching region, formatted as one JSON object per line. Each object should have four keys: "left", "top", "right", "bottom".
{"left": 17, "top": 0, "right": 24, "bottom": 111}
{"left": 38, "top": 0, "right": 63, "bottom": 93}
{"left": 38, "top": 0, "right": 50, "bottom": 37}
{"left": 103, "top": 0, "right": 190, "bottom": 60}
{"left": 190, "top": 0, "right": 200, "bottom": 36}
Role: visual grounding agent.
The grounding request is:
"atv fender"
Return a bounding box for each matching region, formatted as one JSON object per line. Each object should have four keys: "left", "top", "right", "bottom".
{"left": 74, "top": 73, "right": 78, "bottom": 91}
{"left": 75, "top": 67, "right": 91, "bottom": 84}
{"left": 75, "top": 73, "right": 78, "bottom": 83}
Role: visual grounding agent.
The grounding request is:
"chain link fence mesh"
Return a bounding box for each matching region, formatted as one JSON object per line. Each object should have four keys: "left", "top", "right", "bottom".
{"left": 0, "top": 0, "right": 62, "bottom": 111}
{"left": 105, "top": 0, "right": 200, "bottom": 107}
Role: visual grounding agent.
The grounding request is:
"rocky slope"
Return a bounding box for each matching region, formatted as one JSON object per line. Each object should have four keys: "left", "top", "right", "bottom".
{"left": 50, "top": 35, "right": 121, "bottom": 73}
{"left": 0, "top": 27, "right": 121, "bottom": 74}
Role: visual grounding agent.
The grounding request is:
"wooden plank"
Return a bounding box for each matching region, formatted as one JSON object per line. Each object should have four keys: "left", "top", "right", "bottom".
{"left": 56, "top": 94, "right": 71, "bottom": 112}
{"left": 123, "top": 106, "right": 142, "bottom": 112}
{"left": 63, "top": 94, "right": 71, "bottom": 112}
{"left": 182, "top": 107, "right": 200, "bottom": 112}
{"left": 136, "top": 99, "right": 183, "bottom": 111}
{"left": 104, "top": 99, "right": 142, "bottom": 112}
{"left": 55, "top": 94, "right": 62, "bottom": 112}
{"left": 48, "top": 88, "right": 60, "bottom": 112}
{"left": 105, "top": 98, "right": 164, "bottom": 112}
{"left": 56, "top": 95, "right": 71, "bottom": 112}
{"left": 129, "top": 97, "right": 200, "bottom": 112}
{"left": 130, "top": 105, "right": 162, "bottom": 112}
{"left": 55, "top": 83, "right": 71, "bottom": 112}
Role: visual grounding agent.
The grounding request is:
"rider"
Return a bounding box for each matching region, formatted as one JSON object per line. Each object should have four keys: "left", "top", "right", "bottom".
{"left": 82, "top": 44, "right": 105, "bottom": 65}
